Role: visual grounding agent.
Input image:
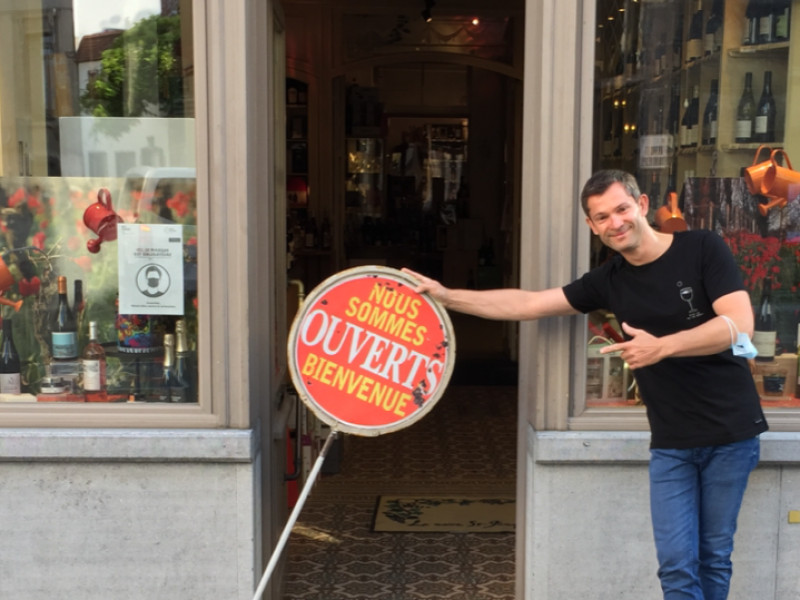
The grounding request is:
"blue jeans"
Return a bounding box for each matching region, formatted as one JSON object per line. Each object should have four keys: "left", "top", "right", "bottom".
{"left": 649, "top": 436, "right": 760, "bottom": 600}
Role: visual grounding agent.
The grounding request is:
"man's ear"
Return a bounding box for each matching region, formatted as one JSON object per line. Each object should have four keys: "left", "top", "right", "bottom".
{"left": 638, "top": 193, "right": 650, "bottom": 214}
{"left": 585, "top": 216, "right": 599, "bottom": 235}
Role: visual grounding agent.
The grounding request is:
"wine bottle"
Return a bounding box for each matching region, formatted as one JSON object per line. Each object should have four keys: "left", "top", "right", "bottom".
{"left": 704, "top": 0, "right": 724, "bottom": 55}
{"left": 774, "top": 0, "right": 791, "bottom": 41}
{"left": 159, "top": 333, "right": 179, "bottom": 402}
{"left": 796, "top": 323, "right": 800, "bottom": 389}
{"left": 754, "top": 278, "right": 776, "bottom": 362}
{"left": 49, "top": 275, "right": 78, "bottom": 360}
{"left": 685, "top": 0, "right": 704, "bottom": 63}
{"left": 82, "top": 320, "right": 107, "bottom": 402}
{"left": 0, "top": 318, "right": 21, "bottom": 394}
{"left": 735, "top": 72, "right": 756, "bottom": 143}
{"left": 654, "top": 34, "right": 666, "bottom": 76}
{"left": 672, "top": 10, "right": 683, "bottom": 69}
{"left": 668, "top": 85, "right": 680, "bottom": 155}
{"left": 744, "top": 0, "right": 760, "bottom": 45}
{"left": 174, "top": 319, "right": 195, "bottom": 403}
{"left": 688, "top": 85, "right": 700, "bottom": 147}
{"left": 73, "top": 279, "right": 84, "bottom": 321}
{"left": 159, "top": 333, "right": 190, "bottom": 403}
{"left": 702, "top": 79, "right": 719, "bottom": 145}
{"left": 680, "top": 97, "right": 691, "bottom": 148}
{"left": 758, "top": 0, "right": 776, "bottom": 44}
{"left": 754, "top": 70, "right": 777, "bottom": 142}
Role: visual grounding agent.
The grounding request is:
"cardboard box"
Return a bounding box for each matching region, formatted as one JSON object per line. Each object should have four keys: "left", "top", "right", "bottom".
{"left": 753, "top": 354, "right": 798, "bottom": 401}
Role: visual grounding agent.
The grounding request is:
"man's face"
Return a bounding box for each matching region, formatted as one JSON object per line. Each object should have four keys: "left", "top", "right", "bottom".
{"left": 585, "top": 182, "right": 649, "bottom": 254}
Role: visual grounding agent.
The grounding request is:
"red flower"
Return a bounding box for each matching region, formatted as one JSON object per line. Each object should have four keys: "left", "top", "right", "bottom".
{"left": 32, "top": 231, "right": 46, "bottom": 250}
{"left": 166, "top": 191, "right": 192, "bottom": 218}
{"left": 18, "top": 276, "right": 41, "bottom": 296}
{"left": 8, "top": 188, "right": 25, "bottom": 208}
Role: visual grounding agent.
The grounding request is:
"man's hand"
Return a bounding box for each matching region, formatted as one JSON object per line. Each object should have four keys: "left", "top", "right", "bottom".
{"left": 401, "top": 268, "right": 449, "bottom": 304}
{"left": 599, "top": 322, "right": 664, "bottom": 369}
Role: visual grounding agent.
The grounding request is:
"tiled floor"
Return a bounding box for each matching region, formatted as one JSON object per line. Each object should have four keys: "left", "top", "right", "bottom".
{"left": 282, "top": 385, "right": 518, "bottom": 600}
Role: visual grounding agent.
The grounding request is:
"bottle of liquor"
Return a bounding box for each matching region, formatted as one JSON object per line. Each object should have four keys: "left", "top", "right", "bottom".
{"left": 704, "top": 0, "right": 724, "bottom": 55}
{"left": 735, "top": 72, "right": 756, "bottom": 143}
{"left": 753, "top": 277, "right": 776, "bottom": 362}
{"left": 82, "top": 321, "right": 107, "bottom": 402}
{"left": 174, "top": 319, "right": 195, "bottom": 403}
{"left": 702, "top": 79, "right": 719, "bottom": 145}
{"left": 49, "top": 275, "right": 78, "bottom": 361}
{"left": 758, "top": 0, "right": 776, "bottom": 44}
{"left": 685, "top": 0, "right": 704, "bottom": 63}
{"left": 774, "top": 0, "right": 791, "bottom": 41}
{"left": 0, "top": 317, "right": 21, "bottom": 394}
{"left": 754, "top": 70, "right": 777, "bottom": 142}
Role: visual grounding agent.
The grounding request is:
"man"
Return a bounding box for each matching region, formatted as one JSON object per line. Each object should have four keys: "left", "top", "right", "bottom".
{"left": 403, "top": 169, "right": 766, "bottom": 600}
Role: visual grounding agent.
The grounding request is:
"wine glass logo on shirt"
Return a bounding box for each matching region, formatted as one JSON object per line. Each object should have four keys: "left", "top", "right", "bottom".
{"left": 678, "top": 281, "right": 702, "bottom": 319}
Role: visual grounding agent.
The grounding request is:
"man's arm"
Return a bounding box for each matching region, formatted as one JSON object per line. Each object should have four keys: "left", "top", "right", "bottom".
{"left": 402, "top": 268, "right": 579, "bottom": 321}
{"left": 600, "top": 290, "right": 754, "bottom": 369}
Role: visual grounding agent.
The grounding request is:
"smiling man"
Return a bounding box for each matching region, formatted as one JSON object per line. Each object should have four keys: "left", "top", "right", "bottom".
{"left": 403, "top": 169, "right": 767, "bottom": 600}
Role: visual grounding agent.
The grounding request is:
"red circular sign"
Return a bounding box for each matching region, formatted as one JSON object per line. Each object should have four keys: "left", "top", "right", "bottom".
{"left": 287, "top": 266, "right": 456, "bottom": 436}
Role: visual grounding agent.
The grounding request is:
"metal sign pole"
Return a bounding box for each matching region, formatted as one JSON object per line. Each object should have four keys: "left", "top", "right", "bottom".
{"left": 251, "top": 429, "right": 338, "bottom": 600}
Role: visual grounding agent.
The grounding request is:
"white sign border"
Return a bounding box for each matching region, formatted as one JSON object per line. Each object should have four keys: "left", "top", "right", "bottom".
{"left": 287, "top": 265, "right": 457, "bottom": 437}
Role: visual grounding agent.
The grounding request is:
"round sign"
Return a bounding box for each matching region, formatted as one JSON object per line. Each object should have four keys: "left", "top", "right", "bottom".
{"left": 287, "top": 266, "right": 456, "bottom": 436}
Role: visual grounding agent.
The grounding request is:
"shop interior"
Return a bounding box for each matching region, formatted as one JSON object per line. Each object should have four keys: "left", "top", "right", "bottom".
{"left": 285, "top": 55, "right": 523, "bottom": 377}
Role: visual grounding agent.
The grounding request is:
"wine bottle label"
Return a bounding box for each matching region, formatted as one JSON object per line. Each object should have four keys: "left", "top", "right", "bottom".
{"left": 83, "top": 359, "right": 102, "bottom": 391}
{"left": 710, "top": 120, "right": 718, "bottom": 140}
{"left": 775, "top": 13, "right": 789, "bottom": 39}
{"left": 0, "top": 373, "right": 21, "bottom": 394}
{"left": 759, "top": 16, "right": 775, "bottom": 38}
{"left": 703, "top": 34, "right": 715, "bottom": 55}
{"left": 754, "top": 115, "right": 769, "bottom": 134}
{"left": 686, "top": 39, "right": 702, "bottom": 62}
{"left": 52, "top": 332, "right": 78, "bottom": 359}
{"left": 753, "top": 330, "right": 776, "bottom": 360}
{"left": 735, "top": 120, "right": 752, "bottom": 139}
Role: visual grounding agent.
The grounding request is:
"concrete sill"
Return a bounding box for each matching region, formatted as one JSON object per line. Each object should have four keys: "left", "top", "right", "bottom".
{"left": 0, "top": 428, "right": 256, "bottom": 463}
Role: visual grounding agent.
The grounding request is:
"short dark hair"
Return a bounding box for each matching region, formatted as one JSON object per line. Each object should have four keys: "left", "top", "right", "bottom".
{"left": 580, "top": 169, "right": 641, "bottom": 216}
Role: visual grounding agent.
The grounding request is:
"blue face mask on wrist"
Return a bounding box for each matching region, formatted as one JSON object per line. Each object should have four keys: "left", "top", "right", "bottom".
{"left": 732, "top": 332, "right": 758, "bottom": 359}
{"left": 721, "top": 315, "right": 758, "bottom": 359}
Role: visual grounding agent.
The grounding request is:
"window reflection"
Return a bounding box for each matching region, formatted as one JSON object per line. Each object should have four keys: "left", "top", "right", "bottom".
{"left": 589, "top": 0, "right": 799, "bottom": 409}
{"left": 0, "top": 2, "right": 196, "bottom": 404}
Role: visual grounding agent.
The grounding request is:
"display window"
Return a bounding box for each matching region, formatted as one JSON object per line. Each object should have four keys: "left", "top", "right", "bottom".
{"left": 0, "top": 3, "right": 197, "bottom": 408}
{"left": 585, "top": 0, "right": 799, "bottom": 416}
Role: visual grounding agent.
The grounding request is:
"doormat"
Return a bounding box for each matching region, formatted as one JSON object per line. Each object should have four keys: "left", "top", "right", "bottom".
{"left": 372, "top": 496, "right": 515, "bottom": 533}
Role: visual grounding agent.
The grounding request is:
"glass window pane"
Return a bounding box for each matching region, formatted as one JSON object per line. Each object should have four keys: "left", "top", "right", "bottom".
{"left": 0, "top": 2, "right": 196, "bottom": 404}
{"left": 588, "top": 0, "right": 797, "bottom": 410}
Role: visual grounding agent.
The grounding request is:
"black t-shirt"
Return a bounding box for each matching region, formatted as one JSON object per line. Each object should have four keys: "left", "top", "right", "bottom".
{"left": 563, "top": 230, "right": 768, "bottom": 449}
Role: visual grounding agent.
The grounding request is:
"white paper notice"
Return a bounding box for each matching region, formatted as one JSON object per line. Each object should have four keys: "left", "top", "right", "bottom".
{"left": 118, "top": 223, "right": 185, "bottom": 315}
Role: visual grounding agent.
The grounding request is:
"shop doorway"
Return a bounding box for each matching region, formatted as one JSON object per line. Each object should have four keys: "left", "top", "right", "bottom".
{"left": 281, "top": 7, "right": 523, "bottom": 595}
